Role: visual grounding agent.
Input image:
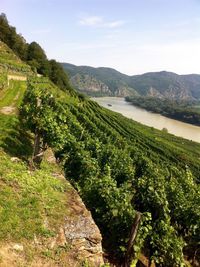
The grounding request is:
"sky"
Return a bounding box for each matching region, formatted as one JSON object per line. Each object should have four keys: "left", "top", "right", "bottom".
{"left": 1, "top": 0, "right": 200, "bottom": 75}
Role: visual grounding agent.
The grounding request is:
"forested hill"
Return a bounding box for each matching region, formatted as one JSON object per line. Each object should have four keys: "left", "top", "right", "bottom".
{"left": 62, "top": 62, "right": 200, "bottom": 100}
{"left": 1, "top": 13, "right": 200, "bottom": 267}
{"left": 0, "top": 13, "right": 73, "bottom": 94}
{"left": 61, "top": 62, "right": 134, "bottom": 97}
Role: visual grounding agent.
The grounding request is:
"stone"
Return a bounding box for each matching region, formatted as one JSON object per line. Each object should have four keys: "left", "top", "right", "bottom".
{"left": 10, "top": 157, "right": 20, "bottom": 162}
{"left": 12, "top": 244, "right": 24, "bottom": 251}
{"left": 64, "top": 187, "right": 104, "bottom": 266}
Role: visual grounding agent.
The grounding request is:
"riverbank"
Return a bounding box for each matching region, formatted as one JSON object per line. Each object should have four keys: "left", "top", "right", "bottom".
{"left": 125, "top": 96, "right": 200, "bottom": 127}
{"left": 92, "top": 97, "right": 200, "bottom": 143}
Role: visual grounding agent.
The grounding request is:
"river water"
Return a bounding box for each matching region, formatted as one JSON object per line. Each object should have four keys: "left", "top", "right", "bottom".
{"left": 92, "top": 97, "right": 200, "bottom": 143}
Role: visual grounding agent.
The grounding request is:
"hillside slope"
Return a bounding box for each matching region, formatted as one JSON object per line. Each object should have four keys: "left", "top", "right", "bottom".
{"left": 0, "top": 42, "right": 104, "bottom": 267}
{"left": 62, "top": 63, "right": 200, "bottom": 100}
{"left": 20, "top": 66, "right": 200, "bottom": 266}
{"left": 1, "top": 37, "right": 200, "bottom": 266}
{"left": 62, "top": 63, "right": 137, "bottom": 97}
{"left": 21, "top": 78, "right": 200, "bottom": 266}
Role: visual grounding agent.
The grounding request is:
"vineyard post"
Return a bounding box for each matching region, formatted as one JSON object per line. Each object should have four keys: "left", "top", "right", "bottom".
{"left": 31, "top": 97, "right": 43, "bottom": 168}
{"left": 123, "top": 211, "right": 142, "bottom": 267}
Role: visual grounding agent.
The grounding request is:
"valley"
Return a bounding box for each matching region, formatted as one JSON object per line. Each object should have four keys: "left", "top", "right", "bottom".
{"left": 63, "top": 63, "right": 200, "bottom": 127}
{"left": 92, "top": 97, "right": 200, "bottom": 143}
{"left": 0, "top": 12, "right": 200, "bottom": 267}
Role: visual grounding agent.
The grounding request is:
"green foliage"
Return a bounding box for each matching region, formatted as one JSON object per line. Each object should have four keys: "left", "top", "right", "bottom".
{"left": 0, "top": 76, "right": 70, "bottom": 241}
{"left": 20, "top": 82, "right": 200, "bottom": 266}
{"left": 0, "top": 80, "right": 26, "bottom": 108}
{"left": 1, "top": 15, "right": 200, "bottom": 265}
{"left": 49, "top": 59, "right": 72, "bottom": 92}
{"left": 0, "top": 13, "right": 28, "bottom": 60}
{"left": 0, "top": 42, "right": 31, "bottom": 74}
{"left": 62, "top": 63, "right": 200, "bottom": 100}
{"left": 126, "top": 96, "right": 200, "bottom": 126}
{"left": 0, "top": 71, "right": 7, "bottom": 90}
{"left": 27, "top": 41, "right": 50, "bottom": 76}
{"left": 0, "top": 13, "right": 72, "bottom": 93}
{"left": 0, "top": 151, "right": 68, "bottom": 241}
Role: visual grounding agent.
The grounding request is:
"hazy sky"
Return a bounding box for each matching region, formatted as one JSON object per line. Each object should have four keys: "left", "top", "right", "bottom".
{"left": 1, "top": 0, "right": 200, "bottom": 75}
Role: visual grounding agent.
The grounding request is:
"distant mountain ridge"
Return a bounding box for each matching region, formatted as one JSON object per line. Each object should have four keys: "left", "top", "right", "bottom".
{"left": 61, "top": 63, "right": 200, "bottom": 100}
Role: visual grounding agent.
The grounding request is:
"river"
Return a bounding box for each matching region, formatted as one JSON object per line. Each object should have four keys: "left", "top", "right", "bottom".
{"left": 92, "top": 97, "right": 200, "bottom": 143}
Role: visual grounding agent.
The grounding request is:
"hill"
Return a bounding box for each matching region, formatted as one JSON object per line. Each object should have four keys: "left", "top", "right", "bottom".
{"left": 62, "top": 63, "right": 200, "bottom": 100}
{"left": 1, "top": 16, "right": 200, "bottom": 267}
{"left": 130, "top": 71, "right": 200, "bottom": 100}
{"left": 0, "top": 41, "right": 104, "bottom": 267}
{"left": 21, "top": 72, "right": 200, "bottom": 266}
{"left": 61, "top": 62, "right": 134, "bottom": 97}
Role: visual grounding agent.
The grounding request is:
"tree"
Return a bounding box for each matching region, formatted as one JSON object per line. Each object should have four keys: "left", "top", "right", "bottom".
{"left": 162, "top": 127, "right": 168, "bottom": 133}
{"left": 27, "top": 42, "right": 49, "bottom": 76}
{"left": 0, "top": 13, "right": 10, "bottom": 44}
{"left": 49, "top": 59, "right": 71, "bottom": 91}
{"left": 0, "top": 13, "right": 73, "bottom": 94}
{"left": 0, "top": 13, "right": 27, "bottom": 60}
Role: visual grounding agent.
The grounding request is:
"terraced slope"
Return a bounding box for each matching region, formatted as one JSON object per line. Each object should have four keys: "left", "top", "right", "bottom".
{"left": 0, "top": 43, "right": 104, "bottom": 267}
{"left": 0, "top": 41, "right": 30, "bottom": 114}
{"left": 21, "top": 75, "right": 200, "bottom": 266}
{"left": 1, "top": 41, "right": 200, "bottom": 266}
{"left": 0, "top": 41, "right": 31, "bottom": 75}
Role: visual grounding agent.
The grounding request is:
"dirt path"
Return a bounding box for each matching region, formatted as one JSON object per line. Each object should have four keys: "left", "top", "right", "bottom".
{"left": 0, "top": 91, "right": 20, "bottom": 115}
{"left": 0, "top": 106, "right": 17, "bottom": 115}
{"left": 0, "top": 80, "right": 25, "bottom": 115}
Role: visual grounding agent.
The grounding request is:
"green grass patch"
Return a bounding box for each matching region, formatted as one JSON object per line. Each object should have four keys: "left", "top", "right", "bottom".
{"left": 0, "top": 72, "right": 7, "bottom": 89}
{"left": 0, "top": 80, "right": 26, "bottom": 108}
{"left": 0, "top": 151, "right": 69, "bottom": 241}
{"left": 0, "top": 42, "right": 31, "bottom": 73}
{"left": 0, "top": 114, "right": 32, "bottom": 158}
{"left": 0, "top": 73, "right": 70, "bottom": 245}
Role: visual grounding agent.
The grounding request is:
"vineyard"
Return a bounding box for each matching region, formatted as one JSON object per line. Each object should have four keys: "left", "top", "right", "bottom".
{"left": 0, "top": 57, "right": 199, "bottom": 265}
{"left": 1, "top": 12, "right": 200, "bottom": 267}
{"left": 20, "top": 78, "right": 200, "bottom": 266}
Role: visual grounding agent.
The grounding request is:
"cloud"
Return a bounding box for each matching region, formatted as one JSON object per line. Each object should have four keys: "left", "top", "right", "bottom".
{"left": 79, "top": 15, "right": 125, "bottom": 28}
{"left": 79, "top": 16, "right": 103, "bottom": 26}
{"left": 107, "top": 20, "right": 125, "bottom": 28}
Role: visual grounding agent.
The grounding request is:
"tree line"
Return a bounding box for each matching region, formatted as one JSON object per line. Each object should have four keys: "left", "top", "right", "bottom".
{"left": 125, "top": 96, "right": 200, "bottom": 126}
{"left": 0, "top": 13, "right": 72, "bottom": 92}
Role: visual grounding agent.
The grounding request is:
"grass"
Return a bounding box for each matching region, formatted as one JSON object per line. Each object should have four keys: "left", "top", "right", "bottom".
{"left": 0, "top": 88, "right": 69, "bottom": 241}
{"left": 0, "top": 107, "right": 76, "bottom": 265}
{"left": 0, "top": 42, "right": 31, "bottom": 73}
{"left": 0, "top": 150, "right": 69, "bottom": 241}
{"left": 0, "top": 44, "right": 106, "bottom": 266}
{"left": 0, "top": 68, "right": 32, "bottom": 157}
{"left": 0, "top": 80, "right": 26, "bottom": 108}
{"left": 0, "top": 58, "right": 70, "bottom": 244}
{"left": 0, "top": 114, "right": 32, "bottom": 158}
{"left": 1, "top": 41, "right": 199, "bottom": 266}
{"left": 0, "top": 61, "right": 76, "bottom": 266}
